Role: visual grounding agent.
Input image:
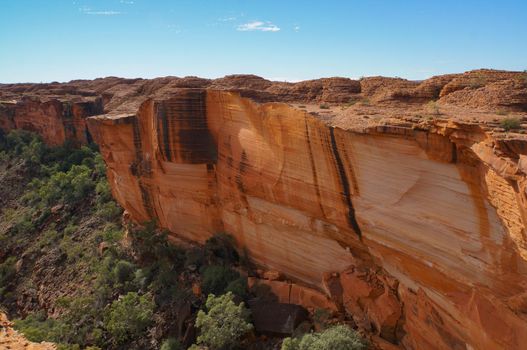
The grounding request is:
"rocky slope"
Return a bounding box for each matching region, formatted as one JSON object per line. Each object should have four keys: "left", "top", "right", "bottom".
{"left": 2, "top": 69, "right": 527, "bottom": 350}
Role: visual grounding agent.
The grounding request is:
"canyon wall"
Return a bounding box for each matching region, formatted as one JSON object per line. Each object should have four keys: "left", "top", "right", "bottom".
{"left": 0, "top": 97, "right": 103, "bottom": 145}
{"left": 87, "top": 89, "right": 527, "bottom": 350}
{"left": 2, "top": 70, "right": 527, "bottom": 349}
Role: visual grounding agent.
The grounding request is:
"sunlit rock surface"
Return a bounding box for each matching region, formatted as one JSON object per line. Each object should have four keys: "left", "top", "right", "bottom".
{"left": 87, "top": 89, "right": 527, "bottom": 350}
{"left": 2, "top": 70, "right": 527, "bottom": 349}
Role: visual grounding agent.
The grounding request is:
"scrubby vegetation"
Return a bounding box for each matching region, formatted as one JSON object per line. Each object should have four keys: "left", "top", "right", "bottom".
{"left": 192, "top": 292, "right": 253, "bottom": 349}
{"left": 500, "top": 117, "right": 521, "bottom": 131}
{"left": 281, "top": 325, "right": 367, "bottom": 350}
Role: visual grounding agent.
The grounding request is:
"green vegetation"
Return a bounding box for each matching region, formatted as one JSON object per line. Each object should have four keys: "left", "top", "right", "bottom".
{"left": 160, "top": 337, "right": 183, "bottom": 350}
{"left": 0, "top": 256, "right": 16, "bottom": 300}
{"left": 500, "top": 117, "right": 521, "bottom": 131}
{"left": 319, "top": 104, "right": 330, "bottom": 109}
{"left": 281, "top": 325, "right": 367, "bottom": 350}
{"left": 104, "top": 292, "right": 155, "bottom": 345}
{"left": 193, "top": 292, "right": 253, "bottom": 350}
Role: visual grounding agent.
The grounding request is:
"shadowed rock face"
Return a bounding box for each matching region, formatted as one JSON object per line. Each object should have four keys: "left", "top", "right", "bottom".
{"left": 2, "top": 70, "right": 527, "bottom": 349}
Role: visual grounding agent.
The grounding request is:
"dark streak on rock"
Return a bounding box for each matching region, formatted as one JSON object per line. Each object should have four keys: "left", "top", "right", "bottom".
{"left": 236, "top": 150, "right": 248, "bottom": 193}
{"left": 131, "top": 117, "right": 154, "bottom": 217}
{"left": 329, "top": 127, "right": 362, "bottom": 239}
{"left": 304, "top": 117, "right": 325, "bottom": 215}
{"left": 157, "top": 103, "right": 172, "bottom": 161}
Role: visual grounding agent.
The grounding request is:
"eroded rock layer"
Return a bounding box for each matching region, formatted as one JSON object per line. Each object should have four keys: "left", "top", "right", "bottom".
{"left": 87, "top": 89, "right": 527, "bottom": 350}
{"left": 2, "top": 70, "right": 527, "bottom": 350}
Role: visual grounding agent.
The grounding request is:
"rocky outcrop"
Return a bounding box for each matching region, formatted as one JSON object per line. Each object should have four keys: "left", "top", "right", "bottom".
{"left": 0, "top": 96, "right": 103, "bottom": 145}
{"left": 2, "top": 69, "right": 527, "bottom": 349}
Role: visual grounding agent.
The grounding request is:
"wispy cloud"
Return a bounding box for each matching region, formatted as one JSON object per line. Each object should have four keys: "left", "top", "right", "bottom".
{"left": 120, "top": 0, "right": 134, "bottom": 4}
{"left": 294, "top": 25, "right": 301, "bottom": 32}
{"left": 79, "top": 6, "right": 121, "bottom": 16}
{"left": 218, "top": 16, "right": 237, "bottom": 22}
{"left": 237, "top": 21, "right": 280, "bottom": 32}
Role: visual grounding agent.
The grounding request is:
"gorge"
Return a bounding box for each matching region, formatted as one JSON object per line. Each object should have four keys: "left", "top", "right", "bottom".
{"left": 1, "top": 70, "right": 527, "bottom": 350}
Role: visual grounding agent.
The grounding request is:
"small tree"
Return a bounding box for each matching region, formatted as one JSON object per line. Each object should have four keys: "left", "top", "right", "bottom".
{"left": 194, "top": 292, "right": 253, "bottom": 349}
{"left": 104, "top": 292, "right": 154, "bottom": 344}
{"left": 281, "top": 325, "right": 367, "bottom": 350}
{"left": 160, "top": 337, "right": 182, "bottom": 350}
{"left": 500, "top": 117, "right": 521, "bottom": 131}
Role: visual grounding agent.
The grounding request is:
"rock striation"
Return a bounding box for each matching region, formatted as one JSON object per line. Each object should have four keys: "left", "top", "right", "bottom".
{"left": 2, "top": 69, "right": 527, "bottom": 350}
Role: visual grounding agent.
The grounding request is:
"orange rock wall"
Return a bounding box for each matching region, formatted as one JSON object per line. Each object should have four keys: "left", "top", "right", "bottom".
{"left": 88, "top": 90, "right": 527, "bottom": 350}
{"left": 0, "top": 98, "right": 103, "bottom": 145}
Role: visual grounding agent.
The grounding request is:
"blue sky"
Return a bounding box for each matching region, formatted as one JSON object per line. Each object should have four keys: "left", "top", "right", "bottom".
{"left": 1, "top": 0, "right": 526, "bottom": 83}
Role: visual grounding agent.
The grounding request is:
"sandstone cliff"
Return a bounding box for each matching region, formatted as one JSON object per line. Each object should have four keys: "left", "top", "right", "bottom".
{"left": 2, "top": 70, "right": 527, "bottom": 350}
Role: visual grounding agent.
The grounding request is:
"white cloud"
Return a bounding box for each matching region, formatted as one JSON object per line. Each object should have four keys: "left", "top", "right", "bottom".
{"left": 237, "top": 21, "right": 280, "bottom": 32}
{"left": 120, "top": 0, "right": 134, "bottom": 4}
{"left": 79, "top": 6, "right": 121, "bottom": 15}
{"left": 219, "top": 16, "right": 237, "bottom": 22}
{"left": 294, "top": 25, "right": 300, "bottom": 32}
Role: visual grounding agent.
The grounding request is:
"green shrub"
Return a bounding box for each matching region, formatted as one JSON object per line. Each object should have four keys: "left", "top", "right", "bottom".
{"left": 225, "top": 276, "right": 248, "bottom": 298}
{"left": 113, "top": 260, "right": 137, "bottom": 284}
{"left": 104, "top": 292, "right": 154, "bottom": 345}
{"left": 54, "top": 296, "right": 103, "bottom": 346}
{"left": 96, "top": 201, "right": 122, "bottom": 221}
{"left": 204, "top": 233, "right": 239, "bottom": 265}
{"left": 24, "top": 164, "right": 95, "bottom": 206}
{"left": 194, "top": 292, "right": 253, "bottom": 349}
{"left": 185, "top": 247, "right": 205, "bottom": 269}
{"left": 101, "top": 224, "right": 124, "bottom": 243}
{"left": 319, "top": 104, "right": 330, "bottom": 109}
{"left": 0, "top": 256, "right": 17, "bottom": 295}
{"left": 281, "top": 325, "right": 367, "bottom": 350}
{"left": 500, "top": 117, "right": 521, "bottom": 131}
{"left": 161, "top": 337, "right": 183, "bottom": 350}
{"left": 201, "top": 265, "right": 241, "bottom": 295}
{"left": 13, "top": 311, "right": 61, "bottom": 343}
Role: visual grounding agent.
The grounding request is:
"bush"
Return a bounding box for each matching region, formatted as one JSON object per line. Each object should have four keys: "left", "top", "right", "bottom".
{"left": 13, "top": 311, "right": 60, "bottom": 343}
{"left": 319, "top": 104, "right": 330, "bottom": 109}
{"left": 161, "top": 337, "right": 183, "bottom": 350}
{"left": 194, "top": 292, "right": 253, "bottom": 349}
{"left": 500, "top": 117, "right": 521, "bottom": 131}
{"left": 204, "top": 233, "right": 239, "bottom": 265}
{"left": 104, "top": 292, "right": 154, "bottom": 345}
{"left": 24, "top": 164, "right": 95, "bottom": 207}
{"left": 201, "top": 265, "right": 241, "bottom": 296}
{"left": 54, "top": 296, "right": 103, "bottom": 346}
{"left": 281, "top": 325, "right": 367, "bottom": 350}
{"left": 113, "top": 260, "right": 137, "bottom": 284}
{"left": 0, "top": 257, "right": 17, "bottom": 298}
{"left": 426, "top": 101, "right": 440, "bottom": 116}
{"left": 225, "top": 276, "right": 248, "bottom": 298}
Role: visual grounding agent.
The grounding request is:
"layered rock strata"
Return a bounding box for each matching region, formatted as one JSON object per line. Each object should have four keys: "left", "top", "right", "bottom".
{"left": 2, "top": 70, "right": 527, "bottom": 350}
{"left": 86, "top": 89, "right": 527, "bottom": 350}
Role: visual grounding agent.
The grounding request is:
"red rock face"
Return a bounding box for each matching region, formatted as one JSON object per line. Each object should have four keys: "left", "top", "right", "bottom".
{"left": 3, "top": 70, "right": 527, "bottom": 349}
{"left": 86, "top": 88, "right": 527, "bottom": 350}
{"left": 0, "top": 96, "right": 103, "bottom": 145}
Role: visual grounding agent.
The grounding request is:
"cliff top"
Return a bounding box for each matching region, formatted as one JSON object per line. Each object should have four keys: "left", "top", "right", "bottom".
{"left": 2, "top": 69, "right": 526, "bottom": 136}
